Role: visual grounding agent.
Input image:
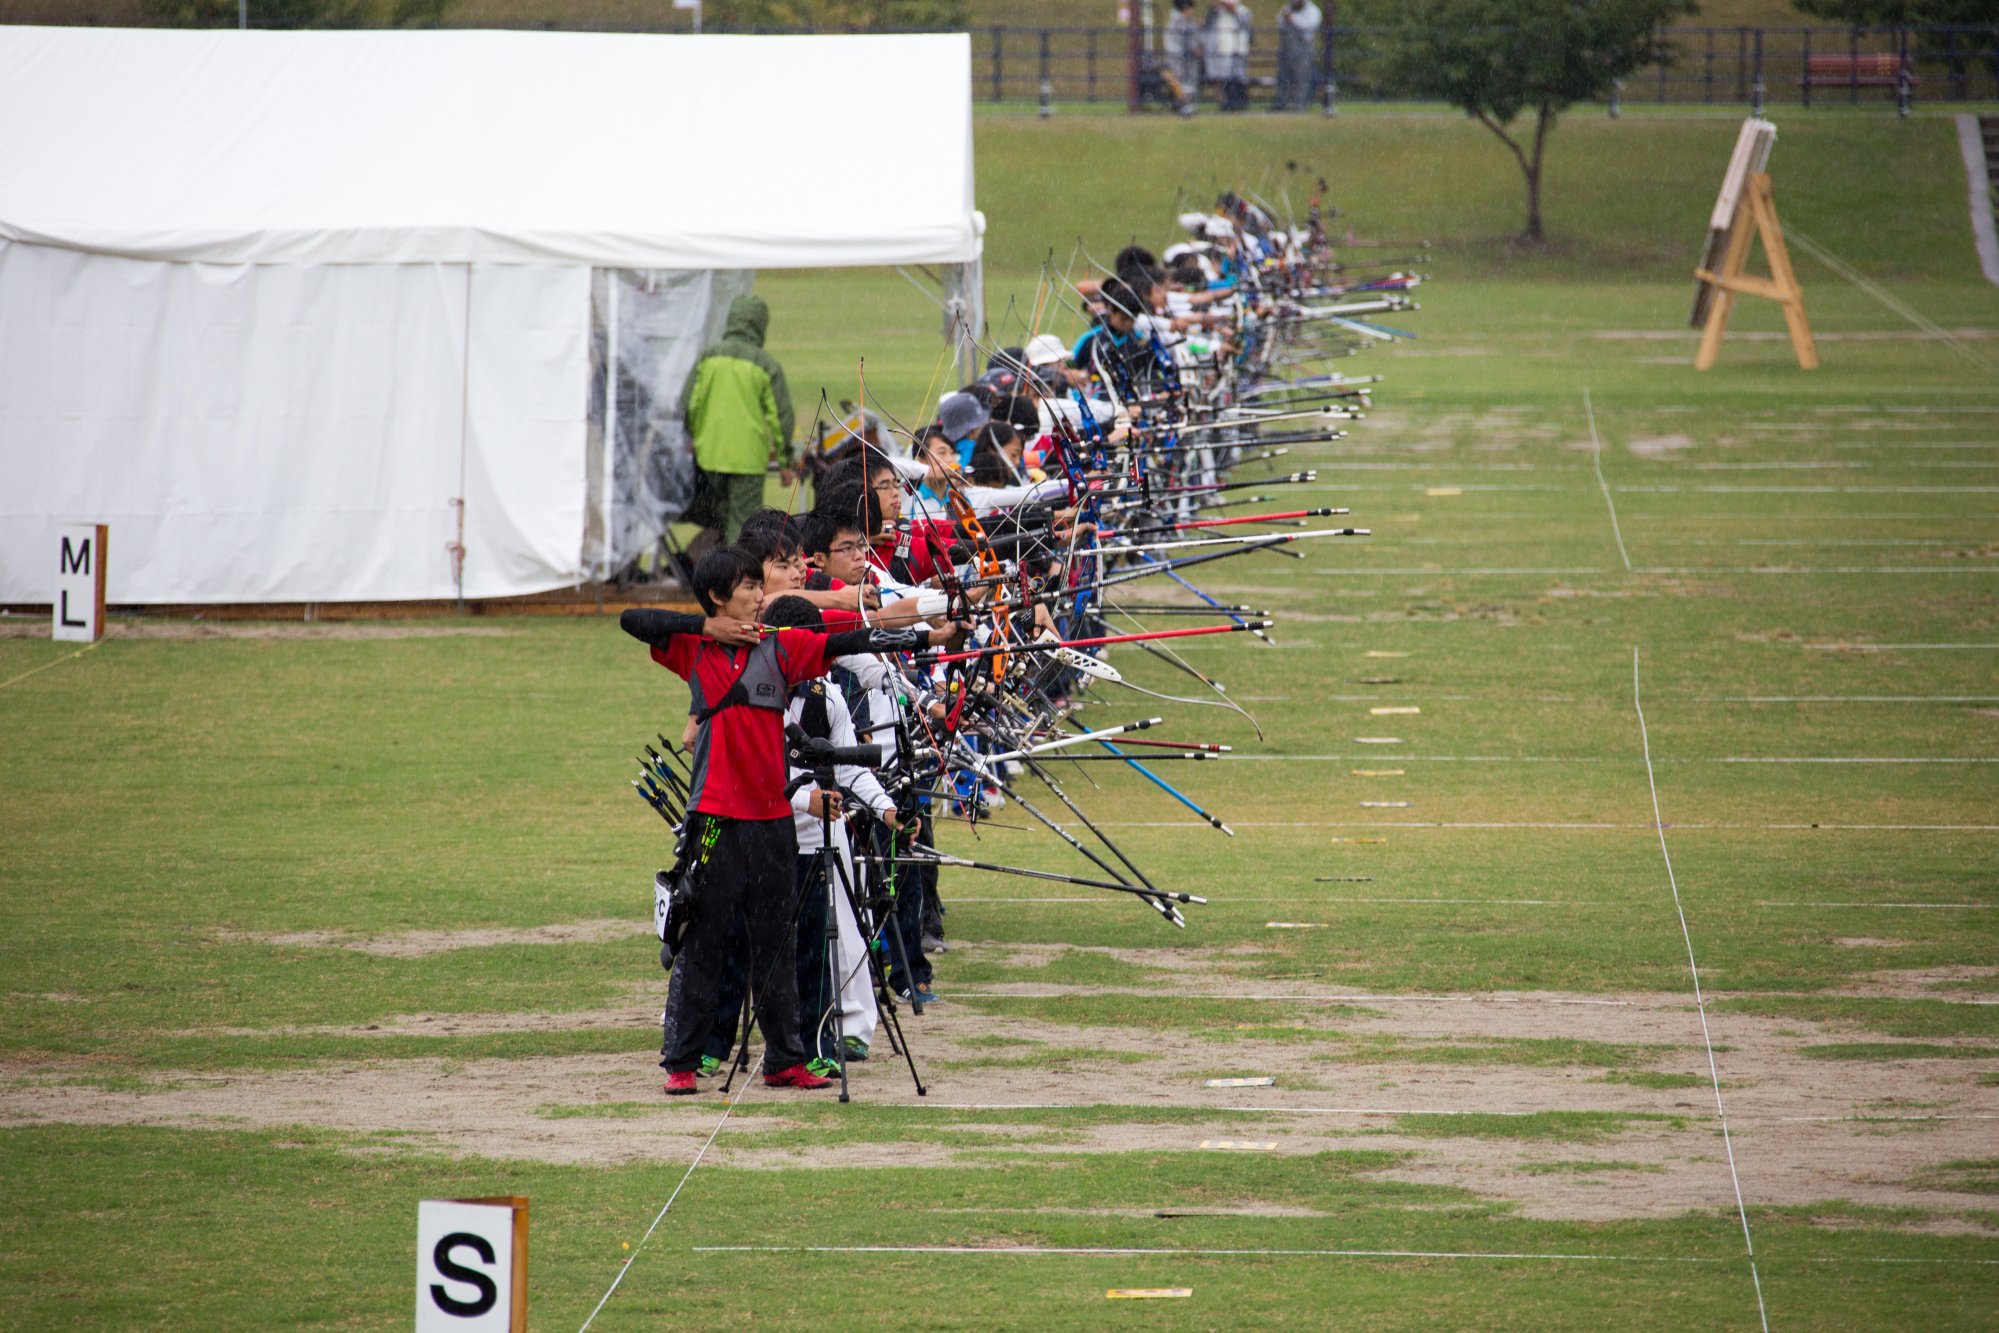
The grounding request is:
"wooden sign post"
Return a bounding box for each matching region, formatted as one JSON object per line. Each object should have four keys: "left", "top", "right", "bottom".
{"left": 1691, "top": 119, "right": 1816, "bottom": 372}
{"left": 416, "top": 1197, "right": 528, "bottom": 1332}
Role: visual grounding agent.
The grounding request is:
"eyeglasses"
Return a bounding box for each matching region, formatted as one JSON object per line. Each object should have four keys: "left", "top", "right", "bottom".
{"left": 870, "top": 480, "right": 900, "bottom": 493}
{"left": 827, "top": 541, "right": 866, "bottom": 556}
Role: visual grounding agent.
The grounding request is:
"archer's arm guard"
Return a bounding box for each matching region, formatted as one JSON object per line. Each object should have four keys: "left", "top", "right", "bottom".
{"left": 621, "top": 608, "right": 706, "bottom": 648}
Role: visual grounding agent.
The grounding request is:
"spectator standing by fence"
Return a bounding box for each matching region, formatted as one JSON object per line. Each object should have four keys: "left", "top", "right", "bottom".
{"left": 1163, "top": 0, "right": 1204, "bottom": 115}
{"left": 683, "top": 294, "right": 795, "bottom": 544}
{"left": 1204, "top": 0, "right": 1253, "bottom": 111}
{"left": 1275, "top": 0, "right": 1321, "bottom": 111}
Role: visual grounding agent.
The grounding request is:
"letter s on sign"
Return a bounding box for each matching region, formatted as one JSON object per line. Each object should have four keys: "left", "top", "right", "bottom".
{"left": 430, "top": 1233, "right": 498, "bottom": 1317}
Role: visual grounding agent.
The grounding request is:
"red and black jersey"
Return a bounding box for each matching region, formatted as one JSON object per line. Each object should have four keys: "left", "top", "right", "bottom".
{"left": 649, "top": 629, "right": 835, "bottom": 821}
{"left": 870, "top": 518, "right": 957, "bottom": 584}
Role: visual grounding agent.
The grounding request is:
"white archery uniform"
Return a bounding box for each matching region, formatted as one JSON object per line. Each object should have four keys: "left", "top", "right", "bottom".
{"left": 884, "top": 456, "right": 1069, "bottom": 523}
{"left": 787, "top": 685, "right": 894, "bottom": 1051}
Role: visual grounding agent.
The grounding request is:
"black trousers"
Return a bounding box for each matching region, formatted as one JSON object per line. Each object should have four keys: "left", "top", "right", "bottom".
{"left": 700, "top": 853, "right": 834, "bottom": 1063}
{"left": 658, "top": 814, "right": 805, "bottom": 1074}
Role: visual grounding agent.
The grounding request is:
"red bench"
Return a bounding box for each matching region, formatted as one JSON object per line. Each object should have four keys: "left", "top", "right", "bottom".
{"left": 1800, "top": 53, "right": 1917, "bottom": 95}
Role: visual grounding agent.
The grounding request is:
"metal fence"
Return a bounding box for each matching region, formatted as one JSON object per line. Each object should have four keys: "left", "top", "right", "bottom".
{"left": 32, "top": 14, "right": 1999, "bottom": 110}
{"left": 960, "top": 24, "right": 1999, "bottom": 111}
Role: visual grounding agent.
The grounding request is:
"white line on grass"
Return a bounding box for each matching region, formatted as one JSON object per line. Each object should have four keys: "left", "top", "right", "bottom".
{"left": 1777, "top": 1114, "right": 1999, "bottom": 1123}
{"left": 941, "top": 993, "right": 1632, "bottom": 1006}
{"left": 1615, "top": 485, "right": 1999, "bottom": 494}
{"left": 687, "top": 1244, "right": 1999, "bottom": 1269}
{"left": 689, "top": 1243, "right": 1720, "bottom": 1264}
{"left": 1720, "top": 757, "right": 1999, "bottom": 764}
{"left": 1758, "top": 901, "right": 1999, "bottom": 911}
{"left": 1694, "top": 696, "right": 1999, "bottom": 703}
{"left": 1803, "top": 643, "right": 1999, "bottom": 650}
{"left": 1584, "top": 388, "right": 1632, "bottom": 571}
{"left": 1632, "top": 646, "right": 1770, "bottom": 1332}
{"left": 1007, "top": 819, "right": 1991, "bottom": 827}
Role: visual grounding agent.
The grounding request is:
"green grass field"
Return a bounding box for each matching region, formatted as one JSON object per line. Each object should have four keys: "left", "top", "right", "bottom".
{"left": 4, "top": 111, "right": 1998, "bottom": 1328}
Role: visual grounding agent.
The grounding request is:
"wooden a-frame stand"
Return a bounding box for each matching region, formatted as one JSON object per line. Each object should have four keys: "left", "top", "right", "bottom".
{"left": 1693, "top": 171, "right": 1817, "bottom": 372}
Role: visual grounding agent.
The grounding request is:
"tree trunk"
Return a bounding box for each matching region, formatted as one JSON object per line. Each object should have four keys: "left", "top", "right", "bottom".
{"left": 1468, "top": 104, "right": 1553, "bottom": 245}
{"left": 1522, "top": 102, "right": 1553, "bottom": 243}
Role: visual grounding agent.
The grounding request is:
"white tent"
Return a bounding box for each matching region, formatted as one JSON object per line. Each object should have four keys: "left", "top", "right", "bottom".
{"left": 0, "top": 26, "right": 984, "bottom": 604}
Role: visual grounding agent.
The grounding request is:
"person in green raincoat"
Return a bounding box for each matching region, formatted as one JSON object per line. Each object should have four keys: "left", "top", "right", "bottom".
{"left": 684, "top": 294, "right": 796, "bottom": 542}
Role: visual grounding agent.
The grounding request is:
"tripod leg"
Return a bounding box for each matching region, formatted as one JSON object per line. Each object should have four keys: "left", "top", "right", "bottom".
{"left": 818, "top": 822, "right": 850, "bottom": 1103}
{"left": 851, "top": 845, "right": 925, "bottom": 1092}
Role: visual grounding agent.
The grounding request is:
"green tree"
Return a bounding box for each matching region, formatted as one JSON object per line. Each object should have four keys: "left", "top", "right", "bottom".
{"left": 150, "top": 0, "right": 448, "bottom": 27}
{"left": 707, "top": 0, "right": 966, "bottom": 28}
{"left": 1356, "top": 0, "right": 1694, "bottom": 242}
{"left": 1789, "top": 0, "right": 1998, "bottom": 21}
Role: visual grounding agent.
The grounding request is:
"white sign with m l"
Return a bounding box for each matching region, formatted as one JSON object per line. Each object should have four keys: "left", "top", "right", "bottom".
{"left": 54, "top": 523, "right": 106, "bottom": 643}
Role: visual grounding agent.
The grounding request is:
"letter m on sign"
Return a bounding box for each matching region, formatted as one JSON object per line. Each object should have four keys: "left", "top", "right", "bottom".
{"left": 60, "top": 537, "right": 91, "bottom": 576}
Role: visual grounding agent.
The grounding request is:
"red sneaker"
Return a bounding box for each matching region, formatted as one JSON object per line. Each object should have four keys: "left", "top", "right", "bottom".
{"left": 762, "top": 1064, "right": 833, "bottom": 1090}
{"left": 664, "top": 1071, "right": 699, "bottom": 1096}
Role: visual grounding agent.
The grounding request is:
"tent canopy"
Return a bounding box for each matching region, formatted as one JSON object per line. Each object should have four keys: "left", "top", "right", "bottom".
{"left": 0, "top": 27, "right": 984, "bottom": 268}
{"left": 0, "top": 27, "right": 983, "bottom": 606}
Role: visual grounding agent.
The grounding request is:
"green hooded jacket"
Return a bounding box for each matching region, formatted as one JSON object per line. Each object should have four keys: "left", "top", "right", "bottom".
{"left": 683, "top": 295, "right": 795, "bottom": 476}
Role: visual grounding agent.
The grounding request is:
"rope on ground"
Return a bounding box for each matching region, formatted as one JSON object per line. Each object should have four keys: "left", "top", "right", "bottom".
{"left": 1583, "top": 388, "right": 1631, "bottom": 572}
{"left": 1781, "top": 221, "right": 1994, "bottom": 371}
{"left": 0, "top": 635, "right": 107, "bottom": 691}
{"left": 575, "top": 1068, "right": 763, "bottom": 1332}
{"left": 1631, "top": 646, "right": 1769, "bottom": 1333}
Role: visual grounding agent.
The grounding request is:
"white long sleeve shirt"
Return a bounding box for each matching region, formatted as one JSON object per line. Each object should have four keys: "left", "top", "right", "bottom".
{"left": 787, "top": 686, "right": 897, "bottom": 854}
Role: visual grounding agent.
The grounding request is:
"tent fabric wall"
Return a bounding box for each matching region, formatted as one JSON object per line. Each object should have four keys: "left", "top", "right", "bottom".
{"left": 0, "top": 242, "right": 590, "bottom": 604}
{"left": 587, "top": 267, "right": 755, "bottom": 583}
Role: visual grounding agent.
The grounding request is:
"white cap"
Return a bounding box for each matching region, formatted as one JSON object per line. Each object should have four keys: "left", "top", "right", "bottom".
{"left": 1177, "top": 211, "right": 1212, "bottom": 234}
{"left": 1024, "top": 333, "right": 1069, "bottom": 367}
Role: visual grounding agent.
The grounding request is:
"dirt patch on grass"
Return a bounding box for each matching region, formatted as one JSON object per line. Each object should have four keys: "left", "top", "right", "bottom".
{"left": 1624, "top": 435, "right": 1695, "bottom": 461}
{"left": 222, "top": 919, "right": 643, "bottom": 958}
{"left": 1842, "top": 967, "right": 1999, "bottom": 1000}
{"left": 8, "top": 976, "right": 1997, "bottom": 1220}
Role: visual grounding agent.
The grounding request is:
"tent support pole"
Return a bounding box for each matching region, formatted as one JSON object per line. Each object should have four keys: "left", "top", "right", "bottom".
{"left": 602, "top": 271, "right": 620, "bottom": 583}
{"left": 453, "top": 264, "right": 473, "bottom": 613}
{"left": 894, "top": 260, "right": 985, "bottom": 386}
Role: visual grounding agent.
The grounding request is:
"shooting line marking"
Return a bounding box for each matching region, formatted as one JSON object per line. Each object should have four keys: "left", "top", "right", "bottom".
{"left": 1777, "top": 1114, "right": 1999, "bottom": 1123}
{"left": 1632, "top": 646, "right": 1769, "bottom": 1333}
{"left": 1204, "top": 1077, "right": 1278, "bottom": 1088}
{"left": 1758, "top": 901, "right": 1998, "bottom": 911}
{"left": 1107, "top": 1288, "right": 1192, "bottom": 1299}
{"left": 1584, "top": 388, "right": 1633, "bottom": 572}
{"left": 1695, "top": 696, "right": 1999, "bottom": 704}
{"left": 941, "top": 995, "right": 1632, "bottom": 1007}
{"left": 1616, "top": 484, "right": 1999, "bottom": 494}
{"left": 683, "top": 1244, "right": 1999, "bottom": 1269}
{"left": 1370, "top": 706, "right": 1421, "bottom": 715}
{"left": 1720, "top": 757, "right": 1999, "bottom": 765}
{"left": 1200, "top": 1140, "right": 1278, "bottom": 1152}
{"left": 1801, "top": 643, "right": 1999, "bottom": 651}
